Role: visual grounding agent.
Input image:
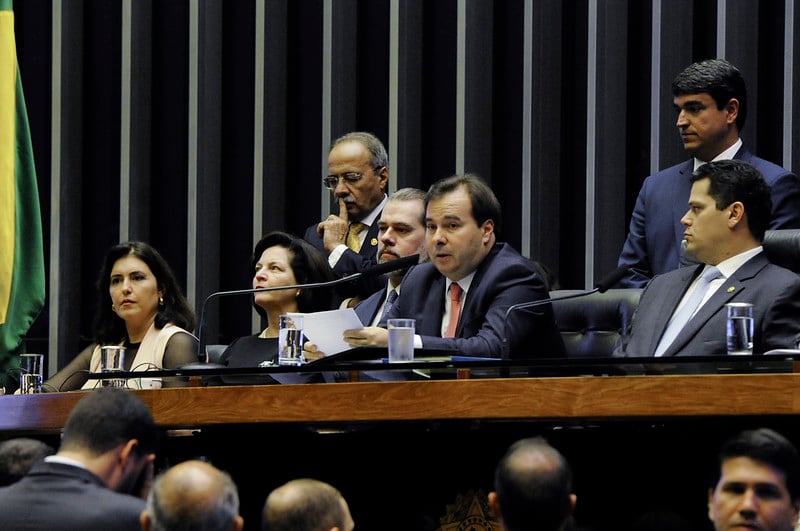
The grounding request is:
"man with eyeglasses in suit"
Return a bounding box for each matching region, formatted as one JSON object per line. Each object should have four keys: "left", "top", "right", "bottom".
{"left": 304, "top": 131, "right": 390, "bottom": 302}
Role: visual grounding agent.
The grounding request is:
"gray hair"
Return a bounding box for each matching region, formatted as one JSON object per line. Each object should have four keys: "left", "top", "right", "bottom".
{"left": 331, "top": 131, "right": 389, "bottom": 169}
{"left": 145, "top": 462, "right": 240, "bottom": 531}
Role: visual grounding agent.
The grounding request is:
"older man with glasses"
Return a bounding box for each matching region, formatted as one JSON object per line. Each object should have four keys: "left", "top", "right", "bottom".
{"left": 304, "top": 131, "right": 390, "bottom": 303}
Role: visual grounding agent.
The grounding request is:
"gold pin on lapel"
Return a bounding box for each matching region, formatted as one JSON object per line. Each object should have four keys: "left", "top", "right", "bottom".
{"left": 371, "top": 238, "right": 378, "bottom": 246}
{"left": 726, "top": 286, "right": 735, "bottom": 293}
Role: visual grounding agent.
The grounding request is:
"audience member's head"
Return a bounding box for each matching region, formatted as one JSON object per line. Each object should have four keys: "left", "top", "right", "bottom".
{"left": 708, "top": 428, "right": 800, "bottom": 531}
{"left": 0, "top": 437, "right": 54, "bottom": 486}
{"left": 141, "top": 459, "right": 243, "bottom": 531}
{"left": 489, "top": 437, "right": 576, "bottom": 531}
{"left": 262, "top": 478, "right": 354, "bottom": 531}
{"left": 59, "top": 387, "right": 158, "bottom": 494}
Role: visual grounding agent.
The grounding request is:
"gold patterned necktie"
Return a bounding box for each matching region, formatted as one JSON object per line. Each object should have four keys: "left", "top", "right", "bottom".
{"left": 346, "top": 222, "right": 366, "bottom": 252}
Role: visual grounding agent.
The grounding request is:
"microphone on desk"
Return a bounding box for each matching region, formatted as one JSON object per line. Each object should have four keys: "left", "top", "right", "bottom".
{"left": 195, "top": 254, "right": 421, "bottom": 360}
{"left": 501, "top": 265, "right": 630, "bottom": 358}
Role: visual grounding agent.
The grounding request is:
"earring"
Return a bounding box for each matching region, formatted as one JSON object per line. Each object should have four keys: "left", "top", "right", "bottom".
{"left": 296, "top": 291, "right": 301, "bottom": 297}
{"left": 159, "top": 296, "right": 164, "bottom": 307}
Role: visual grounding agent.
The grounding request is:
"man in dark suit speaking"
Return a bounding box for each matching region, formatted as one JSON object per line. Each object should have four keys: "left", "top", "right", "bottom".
{"left": 304, "top": 131, "right": 389, "bottom": 301}
{"left": 343, "top": 174, "right": 564, "bottom": 358}
{"left": 618, "top": 160, "right": 800, "bottom": 357}
{"left": 617, "top": 59, "right": 800, "bottom": 288}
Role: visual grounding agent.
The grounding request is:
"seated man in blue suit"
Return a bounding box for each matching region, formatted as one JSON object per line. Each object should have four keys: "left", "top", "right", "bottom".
{"left": 353, "top": 187, "right": 427, "bottom": 327}
{"left": 618, "top": 160, "right": 800, "bottom": 357}
{"left": 343, "top": 174, "right": 565, "bottom": 359}
{"left": 618, "top": 59, "right": 800, "bottom": 288}
{"left": 304, "top": 131, "right": 389, "bottom": 301}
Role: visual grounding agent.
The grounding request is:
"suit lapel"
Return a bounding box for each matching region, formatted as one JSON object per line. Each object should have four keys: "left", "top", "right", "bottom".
{"left": 452, "top": 245, "right": 501, "bottom": 336}
{"left": 672, "top": 162, "right": 693, "bottom": 255}
{"left": 359, "top": 222, "right": 380, "bottom": 258}
{"left": 661, "top": 254, "right": 769, "bottom": 356}
{"left": 646, "top": 265, "right": 701, "bottom": 356}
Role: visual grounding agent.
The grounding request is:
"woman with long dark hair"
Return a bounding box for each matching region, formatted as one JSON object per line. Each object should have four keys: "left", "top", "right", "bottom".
{"left": 45, "top": 241, "right": 198, "bottom": 391}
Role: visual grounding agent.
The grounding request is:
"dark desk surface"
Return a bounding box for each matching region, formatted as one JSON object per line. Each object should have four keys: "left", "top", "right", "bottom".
{"left": 1, "top": 372, "right": 798, "bottom": 434}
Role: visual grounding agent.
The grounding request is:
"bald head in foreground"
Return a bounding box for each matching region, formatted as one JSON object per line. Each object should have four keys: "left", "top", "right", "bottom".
{"left": 141, "top": 459, "right": 243, "bottom": 531}
{"left": 489, "top": 437, "right": 577, "bottom": 531}
{"left": 262, "top": 478, "right": 354, "bottom": 531}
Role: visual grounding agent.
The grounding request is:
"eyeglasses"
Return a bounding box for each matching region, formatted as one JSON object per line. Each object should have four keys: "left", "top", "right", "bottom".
{"left": 322, "top": 166, "right": 383, "bottom": 190}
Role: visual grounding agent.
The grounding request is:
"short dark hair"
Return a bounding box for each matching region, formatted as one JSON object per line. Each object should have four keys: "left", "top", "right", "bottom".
{"left": 690, "top": 159, "right": 772, "bottom": 241}
{"left": 494, "top": 437, "right": 573, "bottom": 531}
{"left": 672, "top": 58, "right": 747, "bottom": 131}
{"left": 0, "top": 438, "right": 54, "bottom": 486}
{"left": 93, "top": 241, "right": 196, "bottom": 344}
{"left": 426, "top": 174, "right": 502, "bottom": 237}
{"left": 713, "top": 428, "right": 800, "bottom": 501}
{"left": 60, "top": 387, "right": 158, "bottom": 457}
{"left": 251, "top": 231, "right": 336, "bottom": 316}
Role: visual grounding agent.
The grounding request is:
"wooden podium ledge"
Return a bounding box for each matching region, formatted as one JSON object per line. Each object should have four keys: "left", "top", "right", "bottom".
{"left": 0, "top": 373, "right": 797, "bottom": 434}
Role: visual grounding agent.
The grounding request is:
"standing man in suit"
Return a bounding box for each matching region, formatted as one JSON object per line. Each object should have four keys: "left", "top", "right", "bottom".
{"left": 618, "top": 59, "right": 800, "bottom": 288}
{"left": 140, "top": 460, "right": 244, "bottom": 531}
{"left": 353, "top": 187, "right": 427, "bottom": 326}
{"left": 619, "top": 160, "right": 800, "bottom": 357}
{"left": 489, "top": 437, "right": 577, "bottom": 531}
{"left": 343, "top": 174, "right": 565, "bottom": 358}
{"left": 0, "top": 387, "right": 158, "bottom": 530}
{"left": 708, "top": 428, "right": 800, "bottom": 531}
{"left": 304, "top": 131, "right": 389, "bottom": 301}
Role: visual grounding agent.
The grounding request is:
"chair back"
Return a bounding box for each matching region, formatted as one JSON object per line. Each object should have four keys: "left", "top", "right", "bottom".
{"left": 205, "top": 344, "right": 227, "bottom": 364}
{"left": 763, "top": 229, "right": 800, "bottom": 273}
{"left": 550, "top": 288, "right": 642, "bottom": 358}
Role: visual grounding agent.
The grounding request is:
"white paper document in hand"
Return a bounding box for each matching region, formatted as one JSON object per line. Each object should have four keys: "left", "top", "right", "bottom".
{"left": 301, "top": 308, "right": 364, "bottom": 356}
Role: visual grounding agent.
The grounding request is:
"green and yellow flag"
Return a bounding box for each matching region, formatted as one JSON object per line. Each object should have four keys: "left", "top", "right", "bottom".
{"left": 0, "top": 0, "right": 45, "bottom": 368}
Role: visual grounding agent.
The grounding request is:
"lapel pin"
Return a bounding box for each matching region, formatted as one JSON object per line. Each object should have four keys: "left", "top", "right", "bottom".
{"left": 371, "top": 238, "right": 378, "bottom": 246}
{"left": 726, "top": 286, "right": 735, "bottom": 293}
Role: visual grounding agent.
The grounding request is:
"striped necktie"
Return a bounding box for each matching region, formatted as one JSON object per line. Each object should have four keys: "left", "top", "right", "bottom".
{"left": 377, "top": 289, "right": 398, "bottom": 327}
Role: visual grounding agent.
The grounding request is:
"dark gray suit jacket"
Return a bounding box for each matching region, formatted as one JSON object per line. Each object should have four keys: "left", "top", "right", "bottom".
{"left": 0, "top": 461, "right": 145, "bottom": 531}
{"left": 619, "top": 253, "right": 800, "bottom": 357}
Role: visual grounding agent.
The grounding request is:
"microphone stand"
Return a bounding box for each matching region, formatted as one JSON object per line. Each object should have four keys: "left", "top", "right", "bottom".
{"left": 196, "top": 274, "right": 361, "bottom": 361}
{"left": 195, "top": 254, "right": 421, "bottom": 360}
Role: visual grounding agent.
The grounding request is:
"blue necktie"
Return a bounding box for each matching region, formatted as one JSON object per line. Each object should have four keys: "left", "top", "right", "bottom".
{"left": 654, "top": 266, "right": 722, "bottom": 357}
{"left": 377, "top": 289, "right": 398, "bottom": 327}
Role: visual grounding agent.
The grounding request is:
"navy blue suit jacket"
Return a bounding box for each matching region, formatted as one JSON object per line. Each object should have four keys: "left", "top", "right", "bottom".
{"left": 0, "top": 461, "right": 145, "bottom": 531}
{"left": 354, "top": 285, "right": 387, "bottom": 326}
{"left": 618, "top": 254, "right": 800, "bottom": 357}
{"left": 385, "top": 243, "right": 565, "bottom": 358}
{"left": 304, "top": 219, "right": 383, "bottom": 300}
{"left": 617, "top": 148, "right": 800, "bottom": 287}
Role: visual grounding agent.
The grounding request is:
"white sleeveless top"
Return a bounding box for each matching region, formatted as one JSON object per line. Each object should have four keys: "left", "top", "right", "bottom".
{"left": 81, "top": 323, "right": 194, "bottom": 390}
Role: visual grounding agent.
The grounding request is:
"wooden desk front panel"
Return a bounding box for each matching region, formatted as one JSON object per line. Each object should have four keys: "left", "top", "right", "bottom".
{"left": 1, "top": 373, "right": 797, "bottom": 433}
